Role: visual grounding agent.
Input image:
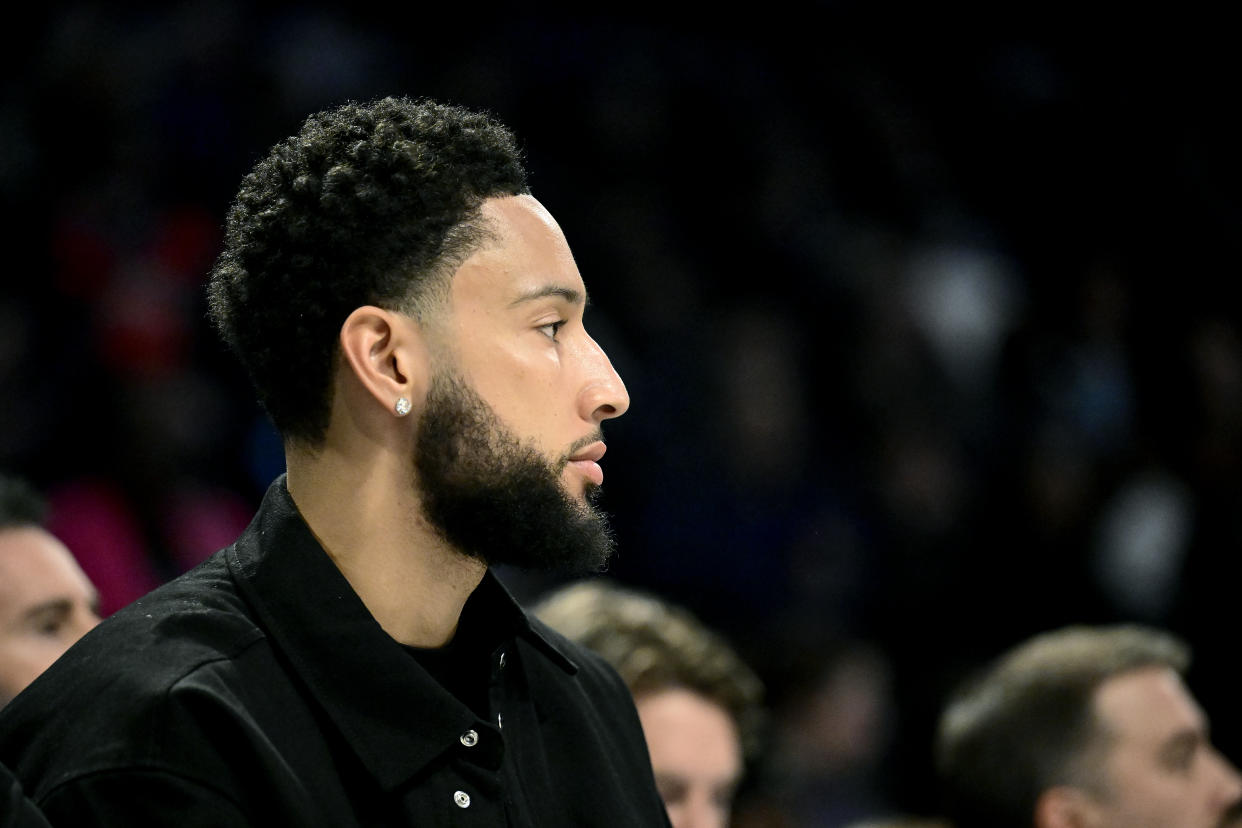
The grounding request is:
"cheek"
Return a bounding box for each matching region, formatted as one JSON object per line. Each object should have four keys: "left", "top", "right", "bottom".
{"left": 662, "top": 801, "right": 688, "bottom": 823}
{"left": 0, "top": 636, "right": 62, "bottom": 692}
{"left": 1111, "top": 774, "right": 1203, "bottom": 822}
{"left": 466, "top": 358, "right": 564, "bottom": 428}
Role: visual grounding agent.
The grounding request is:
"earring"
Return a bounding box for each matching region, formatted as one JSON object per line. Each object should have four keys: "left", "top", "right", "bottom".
{"left": 394, "top": 397, "right": 411, "bottom": 417}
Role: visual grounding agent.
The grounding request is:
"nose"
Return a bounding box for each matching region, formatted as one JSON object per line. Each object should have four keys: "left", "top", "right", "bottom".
{"left": 70, "top": 605, "right": 101, "bottom": 641}
{"left": 577, "top": 333, "right": 630, "bottom": 424}
{"left": 82, "top": 609, "right": 101, "bottom": 634}
{"left": 676, "top": 794, "right": 727, "bottom": 828}
{"left": 1209, "top": 748, "right": 1242, "bottom": 810}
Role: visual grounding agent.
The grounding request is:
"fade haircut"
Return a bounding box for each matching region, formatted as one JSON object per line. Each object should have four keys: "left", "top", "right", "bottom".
{"left": 207, "top": 96, "right": 529, "bottom": 445}
{"left": 0, "top": 473, "right": 46, "bottom": 530}
{"left": 935, "top": 624, "right": 1191, "bottom": 828}
{"left": 532, "top": 580, "right": 765, "bottom": 761}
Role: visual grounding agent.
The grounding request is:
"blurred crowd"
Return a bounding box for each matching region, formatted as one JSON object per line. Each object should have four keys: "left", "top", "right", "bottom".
{"left": 3, "top": 6, "right": 1240, "bottom": 823}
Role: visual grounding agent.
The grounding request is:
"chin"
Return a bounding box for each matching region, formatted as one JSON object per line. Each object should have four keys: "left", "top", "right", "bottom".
{"left": 561, "top": 486, "right": 595, "bottom": 508}
{"left": 580, "top": 482, "right": 603, "bottom": 504}
{"left": 559, "top": 474, "right": 587, "bottom": 499}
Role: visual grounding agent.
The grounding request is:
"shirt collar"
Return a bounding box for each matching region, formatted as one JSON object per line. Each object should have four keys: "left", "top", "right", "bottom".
{"left": 227, "top": 475, "right": 576, "bottom": 790}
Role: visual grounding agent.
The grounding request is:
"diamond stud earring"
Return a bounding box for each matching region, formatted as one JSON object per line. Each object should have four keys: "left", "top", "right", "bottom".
{"left": 394, "top": 397, "right": 411, "bottom": 417}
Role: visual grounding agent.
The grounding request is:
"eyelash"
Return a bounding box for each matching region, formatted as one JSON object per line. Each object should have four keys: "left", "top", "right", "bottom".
{"left": 37, "top": 618, "right": 65, "bottom": 636}
{"left": 540, "top": 320, "right": 565, "bottom": 340}
{"left": 1163, "top": 744, "right": 1198, "bottom": 772}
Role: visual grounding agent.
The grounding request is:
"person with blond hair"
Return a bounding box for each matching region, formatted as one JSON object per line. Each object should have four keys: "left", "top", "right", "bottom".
{"left": 535, "top": 579, "right": 764, "bottom": 828}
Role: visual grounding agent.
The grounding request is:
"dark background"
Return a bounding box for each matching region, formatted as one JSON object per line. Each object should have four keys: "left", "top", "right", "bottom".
{"left": 3, "top": 6, "right": 1240, "bottom": 824}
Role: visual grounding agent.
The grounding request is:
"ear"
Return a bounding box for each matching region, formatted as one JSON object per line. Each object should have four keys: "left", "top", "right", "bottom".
{"left": 338, "top": 305, "right": 430, "bottom": 416}
{"left": 1035, "top": 786, "right": 1099, "bottom": 828}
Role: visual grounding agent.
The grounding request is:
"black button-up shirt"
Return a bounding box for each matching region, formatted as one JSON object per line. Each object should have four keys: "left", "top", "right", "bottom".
{"left": 0, "top": 478, "right": 670, "bottom": 826}
{"left": 2, "top": 762, "right": 50, "bottom": 828}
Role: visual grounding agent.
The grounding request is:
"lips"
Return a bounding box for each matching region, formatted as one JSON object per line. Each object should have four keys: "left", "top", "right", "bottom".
{"left": 567, "top": 441, "right": 607, "bottom": 487}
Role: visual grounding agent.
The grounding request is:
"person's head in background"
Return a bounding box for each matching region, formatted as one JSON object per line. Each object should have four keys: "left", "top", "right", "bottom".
{"left": 937, "top": 624, "right": 1241, "bottom": 828}
{"left": 0, "top": 473, "right": 99, "bottom": 707}
{"left": 533, "top": 579, "right": 764, "bottom": 828}
{"left": 843, "top": 819, "right": 953, "bottom": 828}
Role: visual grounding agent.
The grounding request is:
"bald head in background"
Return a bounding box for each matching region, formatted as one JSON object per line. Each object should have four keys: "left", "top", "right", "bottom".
{"left": 0, "top": 473, "right": 99, "bottom": 707}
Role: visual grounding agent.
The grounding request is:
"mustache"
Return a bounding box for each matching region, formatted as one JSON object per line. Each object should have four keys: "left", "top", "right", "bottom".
{"left": 556, "top": 430, "right": 605, "bottom": 467}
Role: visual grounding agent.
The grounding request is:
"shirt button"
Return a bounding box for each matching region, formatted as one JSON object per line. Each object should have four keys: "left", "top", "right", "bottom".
{"left": 459, "top": 729, "right": 479, "bottom": 747}
{"left": 454, "top": 790, "right": 471, "bottom": 809}
{"left": 497, "top": 712, "right": 503, "bottom": 729}
{"left": 498, "top": 650, "right": 506, "bottom": 669}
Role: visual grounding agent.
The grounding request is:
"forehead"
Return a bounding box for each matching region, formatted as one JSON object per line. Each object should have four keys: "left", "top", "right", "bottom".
{"left": 637, "top": 687, "right": 743, "bottom": 777}
{"left": 0, "top": 528, "right": 89, "bottom": 611}
{"left": 1093, "top": 666, "right": 1204, "bottom": 746}
{"left": 448, "top": 194, "right": 585, "bottom": 307}
{"left": 481, "top": 193, "right": 565, "bottom": 245}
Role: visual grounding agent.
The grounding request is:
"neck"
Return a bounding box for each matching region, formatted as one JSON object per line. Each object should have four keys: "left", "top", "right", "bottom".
{"left": 284, "top": 439, "right": 486, "bottom": 649}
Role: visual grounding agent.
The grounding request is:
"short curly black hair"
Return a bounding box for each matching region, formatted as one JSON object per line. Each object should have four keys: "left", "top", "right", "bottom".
{"left": 207, "top": 96, "right": 529, "bottom": 445}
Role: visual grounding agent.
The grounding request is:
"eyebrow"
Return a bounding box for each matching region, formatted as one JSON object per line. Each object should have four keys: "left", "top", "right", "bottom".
{"left": 22, "top": 591, "right": 99, "bottom": 623}
{"left": 1158, "top": 727, "right": 1205, "bottom": 763}
{"left": 508, "top": 285, "right": 589, "bottom": 308}
{"left": 22, "top": 598, "right": 73, "bottom": 624}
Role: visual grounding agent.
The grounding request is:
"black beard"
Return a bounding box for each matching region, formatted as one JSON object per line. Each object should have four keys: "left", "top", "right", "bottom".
{"left": 413, "top": 370, "right": 615, "bottom": 573}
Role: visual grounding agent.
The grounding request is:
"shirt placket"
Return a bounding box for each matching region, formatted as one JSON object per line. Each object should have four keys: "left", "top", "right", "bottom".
{"left": 438, "top": 721, "right": 505, "bottom": 825}
{"left": 431, "top": 641, "right": 511, "bottom": 826}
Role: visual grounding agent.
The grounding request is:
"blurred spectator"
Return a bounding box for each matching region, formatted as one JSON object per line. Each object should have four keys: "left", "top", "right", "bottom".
{"left": 533, "top": 579, "right": 764, "bottom": 828}
{"left": 842, "top": 819, "right": 951, "bottom": 828}
{"left": 752, "top": 637, "right": 899, "bottom": 827}
{"left": 936, "top": 624, "right": 1241, "bottom": 828}
{"left": 0, "top": 473, "right": 99, "bottom": 707}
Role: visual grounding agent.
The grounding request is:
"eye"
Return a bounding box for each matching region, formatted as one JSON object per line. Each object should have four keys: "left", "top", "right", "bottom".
{"left": 35, "top": 614, "right": 66, "bottom": 638}
{"left": 538, "top": 320, "right": 565, "bottom": 340}
{"left": 25, "top": 603, "right": 73, "bottom": 638}
{"left": 1159, "top": 734, "right": 1201, "bottom": 773}
{"left": 655, "top": 777, "right": 687, "bottom": 807}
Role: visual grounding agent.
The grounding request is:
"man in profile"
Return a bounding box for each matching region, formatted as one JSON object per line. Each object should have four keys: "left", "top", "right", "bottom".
{"left": 0, "top": 97, "right": 668, "bottom": 825}
{"left": 534, "top": 579, "right": 764, "bottom": 828}
{"left": 0, "top": 473, "right": 99, "bottom": 708}
{"left": 936, "top": 623, "right": 1242, "bottom": 828}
